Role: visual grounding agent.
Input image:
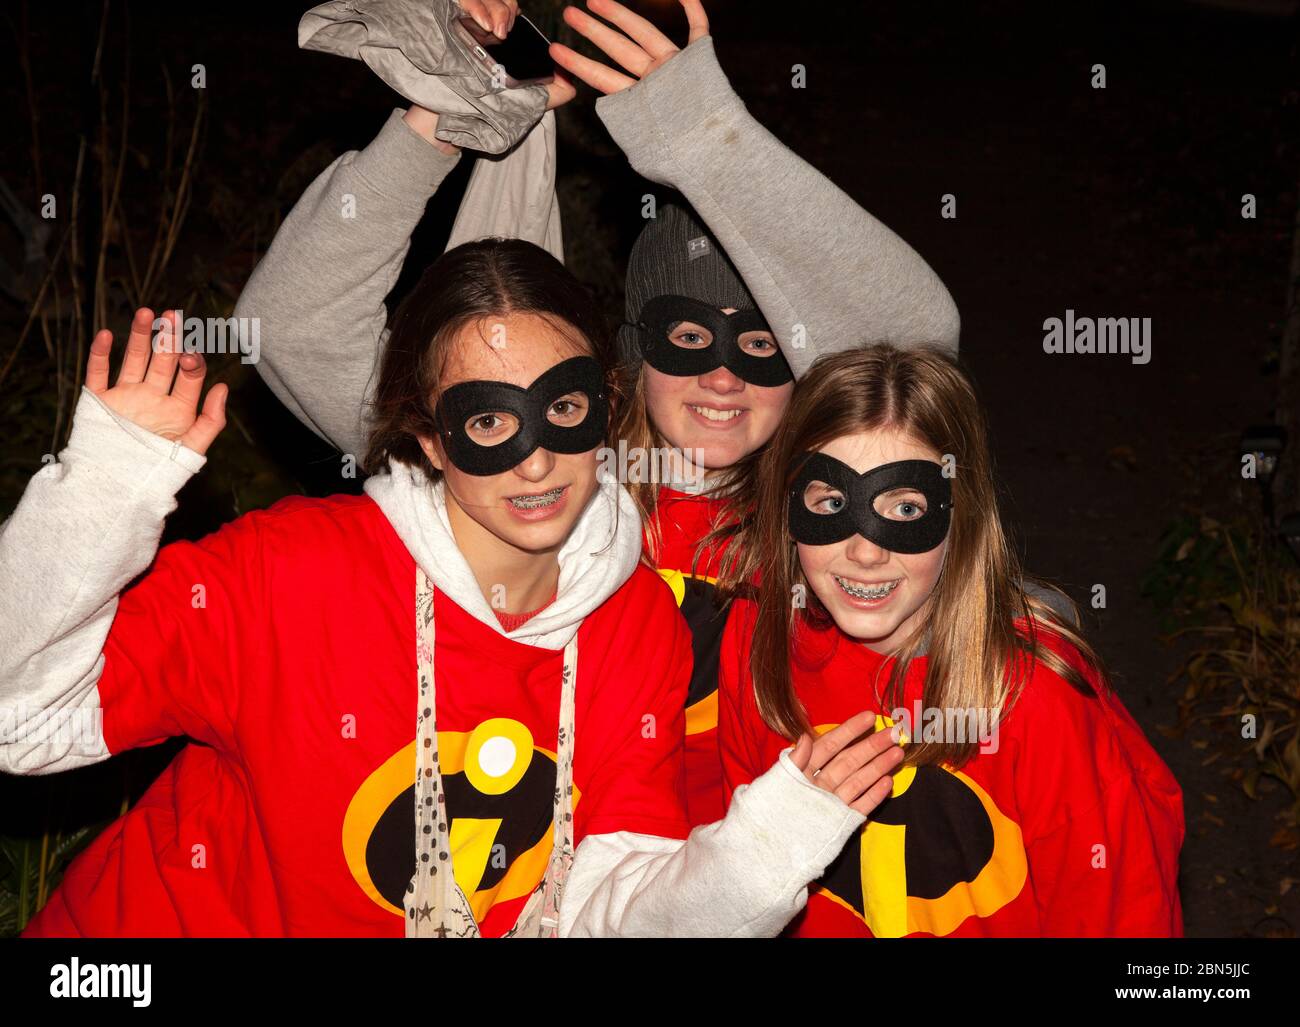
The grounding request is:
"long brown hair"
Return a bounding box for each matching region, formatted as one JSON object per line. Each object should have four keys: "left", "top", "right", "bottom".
{"left": 738, "top": 343, "right": 1107, "bottom": 769}
{"left": 365, "top": 238, "right": 621, "bottom": 477}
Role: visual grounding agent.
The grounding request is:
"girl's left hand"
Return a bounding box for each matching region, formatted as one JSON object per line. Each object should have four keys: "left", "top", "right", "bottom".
{"left": 549, "top": 0, "right": 709, "bottom": 95}
{"left": 87, "top": 308, "right": 228, "bottom": 456}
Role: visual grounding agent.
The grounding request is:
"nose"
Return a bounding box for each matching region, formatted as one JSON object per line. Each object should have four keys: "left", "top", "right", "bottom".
{"left": 844, "top": 533, "right": 891, "bottom": 567}
{"left": 697, "top": 364, "right": 745, "bottom": 394}
{"left": 513, "top": 446, "right": 557, "bottom": 483}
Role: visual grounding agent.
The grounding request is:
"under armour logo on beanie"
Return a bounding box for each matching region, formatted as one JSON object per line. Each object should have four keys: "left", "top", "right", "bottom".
{"left": 619, "top": 204, "right": 763, "bottom": 370}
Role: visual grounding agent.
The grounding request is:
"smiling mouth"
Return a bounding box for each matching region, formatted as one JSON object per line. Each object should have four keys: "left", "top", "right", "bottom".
{"left": 687, "top": 404, "right": 745, "bottom": 423}
{"left": 833, "top": 575, "right": 901, "bottom": 601}
{"left": 508, "top": 486, "right": 566, "bottom": 510}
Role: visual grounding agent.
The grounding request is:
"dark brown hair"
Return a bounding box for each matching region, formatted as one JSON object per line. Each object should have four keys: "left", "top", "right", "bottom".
{"left": 365, "top": 238, "right": 620, "bottom": 477}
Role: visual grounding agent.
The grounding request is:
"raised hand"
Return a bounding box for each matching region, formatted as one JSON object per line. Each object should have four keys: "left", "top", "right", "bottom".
{"left": 404, "top": 0, "right": 575, "bottom": 149}
{"left": 460, "top": 0, "right": 518, "bottom": 41}
{"left": 549, "top": 0, "right": 709, "bottom": 95}
{"left": 461, "top": 0, "right": 578, "bottom": 108}
{"left": 788, "top": 710, "right": 907, "bottom": 816}
{"left": 85, "top": 307, "right": 228, "bottom": 456}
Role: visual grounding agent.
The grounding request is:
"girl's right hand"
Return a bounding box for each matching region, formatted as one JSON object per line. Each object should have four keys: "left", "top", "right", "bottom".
{"left": 460, "top": 0, "right": 517, "bottom": 40}
{"left": 456, "top": 0, "right": 577, "bottom": 109}
{"left": 788, "top": 710, "right": 906, "bottom": 816}
{"left": 405, "top": 0, "right": 576, "bottom": 148}
{"left": 86, "top": 307, "right": 228, "bottom": 456}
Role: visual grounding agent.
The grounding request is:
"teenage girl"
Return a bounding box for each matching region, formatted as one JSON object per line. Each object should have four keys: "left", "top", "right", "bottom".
{"left": 717, "top": 344, "right": 1185, "bottom": 937}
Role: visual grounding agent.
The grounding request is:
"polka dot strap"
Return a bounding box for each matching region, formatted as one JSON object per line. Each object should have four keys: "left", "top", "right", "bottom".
{"left": 406, "top": 568, "right": 478, "bottom": 938}
{"left": 405, "top": 567, "right": 578, "bottom": 939}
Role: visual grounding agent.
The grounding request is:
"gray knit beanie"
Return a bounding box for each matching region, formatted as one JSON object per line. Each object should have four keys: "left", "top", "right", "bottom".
{"left": 619, "top": 204, "right": 762, "bottom": 369}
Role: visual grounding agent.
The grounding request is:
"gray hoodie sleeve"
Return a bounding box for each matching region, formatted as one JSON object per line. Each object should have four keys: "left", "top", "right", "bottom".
{"left": 559, "top": 749, "right": 866, "bottom": 937}
{"left": 595, "top": 36, "right": 960, "bottom": 378}
{"left": 234, "top": 107, "right": 565, "bottom": 456}
{"left": 235, "top": 109, "right": 463, "bottom": 457}
{"left": 0, "top": 388, "right": 205, "bottom": 775}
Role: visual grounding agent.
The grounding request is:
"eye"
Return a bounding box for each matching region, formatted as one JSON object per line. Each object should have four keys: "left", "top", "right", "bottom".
{"left": 547, "top": 392, "right": 589, "bottom": 427}
{"left": 739, "top": 331, "right": 778, "bottom": 357}
{"left": 875, "top": 489, "right": 928, "bottom": 521}
{"left": 465, "top": 411, "right": 519, "bottom": 445}
{"left": 802, "top": 481, "right": 846, "bottom": 515}
{"left": 668, "top": 321, "right": 713, "bottom": 349}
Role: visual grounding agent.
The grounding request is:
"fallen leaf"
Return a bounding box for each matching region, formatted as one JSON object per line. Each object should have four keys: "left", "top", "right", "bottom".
{"left": 1270, "top": 827, "right": 1300, "bottom": 851}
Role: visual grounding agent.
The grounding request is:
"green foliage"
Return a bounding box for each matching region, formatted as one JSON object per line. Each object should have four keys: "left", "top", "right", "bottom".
{"left": 0, "top": 827, "right": 97, "bottom": 936}
{"left": 1141, "top": 514, "right": 1250, "bottom": 630}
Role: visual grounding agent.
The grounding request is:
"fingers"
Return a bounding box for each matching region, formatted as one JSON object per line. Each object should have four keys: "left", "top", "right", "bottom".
{"left": 846, "top": 772, "right": 898, "bottom": 818}
{"left": 544, "top": 68, "right": 578, "bottom": 110}
{"left": 461, "top": 0, "right": 512, "bottom": 40}
{"left": 116, "top": 307, "right": 157, "bottom": 385}
{"left": 787, "top": 733, "right": 813, "bottom": 774}
{"left": 169, "top": 348, "right": 208, "bottom": 412}
{"left": 144, "top": 309, "right": 182, "bottom": 393}
{"left": 679, "top": 0, "right": 709, "bottom": 43}
{"left": 835, "top": 742, "right": 904, "bottom": 807}
{"left": 815, "top": 724, "right": 902, "bottom": 793}
{"left": 563, "top": 5, "right": 657, "bottom": 78}
{"left": 548, "top": 41, "right": 636, "bottom": 95}
{"left": 86, "top": 329, "right": 113, "bottom": 394}
{"left": 806, "top": 709, "right": 880, "bottom": 775}
{"left": 180, "top": 383, "right": 228, "bottom": 456}
{"left": 585, "top": 0, "right": 678, "bottom": 61}
{"left": 488, "top": 0, "right": 513, "bottom": 39}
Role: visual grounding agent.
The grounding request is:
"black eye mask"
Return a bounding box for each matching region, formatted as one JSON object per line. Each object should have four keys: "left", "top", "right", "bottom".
{"left": 434, "top": 356, "right": 608, "bottom": 476}
{"left": 787, "top": 452, "right": 952, "bottom": 553}
{"left": 626, "top": 295, "right": 793, "bottom": 387}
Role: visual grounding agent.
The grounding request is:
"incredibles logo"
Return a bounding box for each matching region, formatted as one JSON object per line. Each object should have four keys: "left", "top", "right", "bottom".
{"left": 813, "top": 716, "right": 1028, "bottom": 937}
{"left": 342, "top": 718, "right": 580, "bottom": 923}
{"left": 658, "top": 568, "right": 729, "bottom": 736}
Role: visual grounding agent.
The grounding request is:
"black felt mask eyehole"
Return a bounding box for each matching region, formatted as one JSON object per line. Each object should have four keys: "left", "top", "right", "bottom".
{"left": 787, "top": 451, "right": 952, "bottom": 553}
{"left": 433, "top": 356, "right": 609, "bottom": 476}
{"left": 626, "top": 294, "right": 793, "bottom": 387}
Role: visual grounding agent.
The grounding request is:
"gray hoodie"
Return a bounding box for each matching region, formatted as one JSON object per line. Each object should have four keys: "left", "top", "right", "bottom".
{"left": 233, "top": 36, "right": 960, "bottom": 456}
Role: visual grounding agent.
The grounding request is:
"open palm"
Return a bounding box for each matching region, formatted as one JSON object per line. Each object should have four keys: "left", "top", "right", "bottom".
{"left": 86, "top": 307, "right": 227, "bottom": 455}
{"left": 549, "top": 0, "right": 710, "bottom": 95}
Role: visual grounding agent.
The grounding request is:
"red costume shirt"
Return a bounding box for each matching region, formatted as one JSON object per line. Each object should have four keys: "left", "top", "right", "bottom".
{"left": 648, "top": 486, "right": 737, "bottom": 827}
{"left": 718, "top": 599, "right": 1185, "bottom": 937}
{"left": 25, "top": 495, "right": 692, "bottom": 937}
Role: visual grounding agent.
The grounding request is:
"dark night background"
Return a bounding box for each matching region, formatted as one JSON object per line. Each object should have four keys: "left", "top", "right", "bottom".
{"left": 0, "top": 0, "right": 1297, "bottom": 937}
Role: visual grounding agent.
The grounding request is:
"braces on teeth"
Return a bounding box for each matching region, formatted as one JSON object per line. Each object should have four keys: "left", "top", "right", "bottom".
{"left": 835, "top": 576, "right": 899, "bottom": 600}
{"left": 510, "top": 487, "right": 564, "bottom": 509}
